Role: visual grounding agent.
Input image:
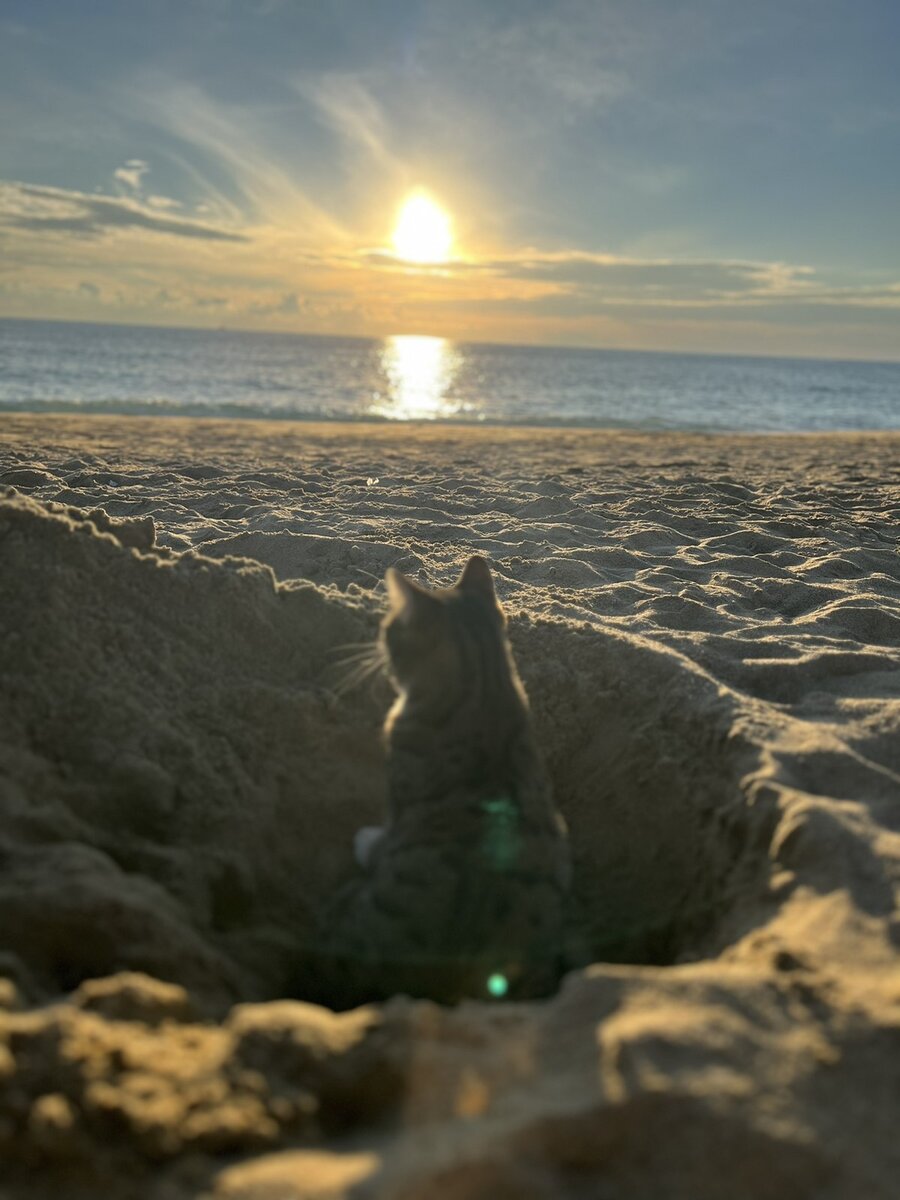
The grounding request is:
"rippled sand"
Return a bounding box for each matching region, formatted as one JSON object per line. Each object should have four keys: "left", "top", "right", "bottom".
{"left": 1, "top": 413, "right": 898, "bottom": 1199}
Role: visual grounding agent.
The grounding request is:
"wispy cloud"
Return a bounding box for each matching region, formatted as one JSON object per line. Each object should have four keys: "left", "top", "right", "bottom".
{"left": 146, "top": 194, "right": 183, "bottom": 211}
{"left": 0, "top": 181, "right": 248, "bottom": 242}
{"left": 462, "top": 9, "right": 633, "bottom": 115}
{"left": 113, "top": 159, "right": 149, "bottom": 193}
{"left": 361, "top": 246, "right": 900, "bottom": 319}
{"left": 364, "top": 248, "right": 816, "bottom": 298}
{"left": 480, "top": 252, "right": 820, "bottom": 304}
{"left": 294, "top": 72, "right": 400, "bottom": 175}
{"left": 121, "top": 76, "right": 349, "bottom": 240}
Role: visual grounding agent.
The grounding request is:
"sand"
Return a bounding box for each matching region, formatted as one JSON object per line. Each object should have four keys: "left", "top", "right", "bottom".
{"left": 0, "top": 412, "right": 898, "bottom": 1199}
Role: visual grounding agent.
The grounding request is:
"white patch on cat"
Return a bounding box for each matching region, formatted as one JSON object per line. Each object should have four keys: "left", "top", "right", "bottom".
{"left": 354, "top": 825, "right": 386, "bottom": 868}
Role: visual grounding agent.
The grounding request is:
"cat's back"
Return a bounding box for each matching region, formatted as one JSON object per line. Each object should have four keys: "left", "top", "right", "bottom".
{"left": 324, "top": 788, "right": 569, "bottom": 1004}
{"left": 316, "top": 558, "right": 571, "bottom": 1006}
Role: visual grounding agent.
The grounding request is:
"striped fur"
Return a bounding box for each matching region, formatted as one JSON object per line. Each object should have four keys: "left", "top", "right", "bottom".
{"left": 317, "top": 556, "right": 571, "bottom": 1006}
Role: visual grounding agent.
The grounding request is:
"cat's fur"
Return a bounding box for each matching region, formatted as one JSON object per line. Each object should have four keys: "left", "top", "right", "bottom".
{"left": 316, "top": 556, "right": 571, "bottom": 1006}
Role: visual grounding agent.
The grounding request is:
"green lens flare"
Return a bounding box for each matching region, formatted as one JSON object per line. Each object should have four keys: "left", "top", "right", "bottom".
{"left": 487, "top": 973, "right": 508, "bottom": 998}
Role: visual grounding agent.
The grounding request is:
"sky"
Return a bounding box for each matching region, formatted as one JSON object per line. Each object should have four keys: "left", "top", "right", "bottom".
{"left": 1, "top": 0, "right": 899, "bottom": 359}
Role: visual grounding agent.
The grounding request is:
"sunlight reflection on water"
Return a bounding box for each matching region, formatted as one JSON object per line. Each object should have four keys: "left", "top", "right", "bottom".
{"left": 4, "top": 320, "right": 899, "bottom": 431}
{"left": 374, "top": 334, "right": 474, "bottom": 420}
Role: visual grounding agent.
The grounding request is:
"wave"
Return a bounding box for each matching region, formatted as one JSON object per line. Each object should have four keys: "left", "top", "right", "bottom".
{"left": 0, "top": 396, "right": 742, "bottom": 432}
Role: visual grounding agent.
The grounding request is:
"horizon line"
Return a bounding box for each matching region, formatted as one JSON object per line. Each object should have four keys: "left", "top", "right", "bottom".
{"left": 1, "top": 312, "right": 899, "bottom": 370}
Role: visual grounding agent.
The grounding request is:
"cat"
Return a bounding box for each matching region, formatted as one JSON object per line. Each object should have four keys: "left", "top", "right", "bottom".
{"left": 314, "top": 555, "right": 572, "bottom": 1007}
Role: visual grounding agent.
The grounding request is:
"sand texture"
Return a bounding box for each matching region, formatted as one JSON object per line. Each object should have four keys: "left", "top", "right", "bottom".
{"left": 0, "top": 413, "right": 898, "bottom": 1199}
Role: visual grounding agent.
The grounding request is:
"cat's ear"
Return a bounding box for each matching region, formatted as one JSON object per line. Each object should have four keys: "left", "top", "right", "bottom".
{"left": 456, "top": 555, "right": 497, "bottom": 601}
{"left": 385, "top": 567, "right": 439, "bottom": 622}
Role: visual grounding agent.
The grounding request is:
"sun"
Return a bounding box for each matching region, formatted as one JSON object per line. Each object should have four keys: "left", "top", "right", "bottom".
{"left": 391, "top": 190, "right": 453, "bottom": 264}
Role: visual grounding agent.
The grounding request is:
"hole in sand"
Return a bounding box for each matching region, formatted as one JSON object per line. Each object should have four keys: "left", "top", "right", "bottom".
{"left": 288, "top": 616, "right": 768, "bottom": 1009}
{"left": 1, "top": 498, "right": 771, "bottom": 1012}
{"left": 512, "top": 621, "right": 765, "bottom": 970}
{"left": 294, "top": 617, "right": 769, "bottom": 1011}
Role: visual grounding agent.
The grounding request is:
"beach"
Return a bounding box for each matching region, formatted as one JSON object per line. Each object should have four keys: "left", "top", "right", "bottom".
{"left": 1, "top": 411, "right": 899, "bottom": 1198}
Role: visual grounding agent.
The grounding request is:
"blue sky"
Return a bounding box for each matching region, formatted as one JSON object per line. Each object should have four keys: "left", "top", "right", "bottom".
{"left": 1, "top": 0, "right": 898, "bottom": 357}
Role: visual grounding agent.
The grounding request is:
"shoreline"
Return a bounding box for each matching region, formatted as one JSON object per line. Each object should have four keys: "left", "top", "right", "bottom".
{"left": 4, "top": 407, "right": 900, "bottom": 446}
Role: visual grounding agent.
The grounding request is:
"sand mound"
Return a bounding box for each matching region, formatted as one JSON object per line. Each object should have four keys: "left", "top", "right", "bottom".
{"left": 1, "top": 418, "right": 898, "bottom": 1199}
{"left": 200, "top": 530, "right": 422, "bottom": 589}
{"left": 0, "top": 491, "right": 385, "bottom": 1007}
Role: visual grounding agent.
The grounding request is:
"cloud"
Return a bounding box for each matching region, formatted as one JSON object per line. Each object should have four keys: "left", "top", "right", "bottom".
{"left": 0, "top": 181, "right": 249, "bottom": 242}
{"left": 477, "top": 252, "right": 818, "bottom": 302}
{"left": 113, "top": 159, "right": 149, "bottom": 192}
{"left": 411, "top": 0, "right": 731, "bottom": 130}
{"left": 249, "top": 290, "right": 301, "bottom": 316}
{"left": 294, "top": 73, "right": 399, "bottom": 174}
{"left": 464, "top": 10, "right": 632, "bottom": 115}
{"left": 146, "top": 194, "right": 183, "bottom": 211}
{"left": 361, "top": 246, "right": 900, "bottom": 318}
{"left": 122, "top": 76, "right": 348, "bottom": 239}
{"left": 363, "top": 248, "right": 817, "bottom": 299}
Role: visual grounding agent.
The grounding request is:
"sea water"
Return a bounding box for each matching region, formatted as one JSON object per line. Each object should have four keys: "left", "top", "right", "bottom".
{"left": 1, "top": 318, "right": 897, "bottom": 432}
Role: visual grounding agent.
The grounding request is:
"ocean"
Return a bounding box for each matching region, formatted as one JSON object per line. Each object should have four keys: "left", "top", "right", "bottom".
{"left": 1, "top": 318, "right": 898, "bottom": 433}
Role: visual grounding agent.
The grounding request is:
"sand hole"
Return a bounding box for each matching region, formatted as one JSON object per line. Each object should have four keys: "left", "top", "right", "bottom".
{"left": 511, "top": 619, "right": 763, "bottom": 974}
{"left": 291, "top": 619, "right": 768, "bottom": 1008}
{"left": 1, "top": 497, "right": 768, "bottom": 1011}
{"left": 513, "top": 620, "right": 764, "bottom": 969}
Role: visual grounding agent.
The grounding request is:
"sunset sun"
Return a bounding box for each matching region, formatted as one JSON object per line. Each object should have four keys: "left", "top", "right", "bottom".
{"left": 391, "top": 191, "right": 453, "bottom": 264}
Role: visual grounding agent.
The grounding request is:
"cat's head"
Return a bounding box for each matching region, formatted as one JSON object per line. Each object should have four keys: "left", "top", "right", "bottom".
{"left": 381, "top": 556, "right": 518, "bottom": 703}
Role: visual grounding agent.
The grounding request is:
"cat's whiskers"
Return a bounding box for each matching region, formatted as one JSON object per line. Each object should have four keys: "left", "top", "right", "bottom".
{"left": 332, "top": 647, "right": 380, "bottom": 666}
{"left": 327, "top": 638, "right": 387, "bottom": 697}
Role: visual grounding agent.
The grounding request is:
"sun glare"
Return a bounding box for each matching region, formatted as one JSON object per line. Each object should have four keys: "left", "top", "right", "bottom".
{"left": 392, "top": 191, "right": 453, "bottom": 264}
{"left": 377, "top": 334, "right": 461, "bottom": 419}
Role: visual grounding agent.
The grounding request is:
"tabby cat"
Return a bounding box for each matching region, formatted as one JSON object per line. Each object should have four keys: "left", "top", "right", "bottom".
{"left": 316, "top": 556, "right": 571, "bottom": 1007}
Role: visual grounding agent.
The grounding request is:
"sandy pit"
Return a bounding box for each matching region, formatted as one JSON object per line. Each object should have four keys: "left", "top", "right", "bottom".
{"left": 0, "top": 413, "right": 898, "bottom": 1198}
